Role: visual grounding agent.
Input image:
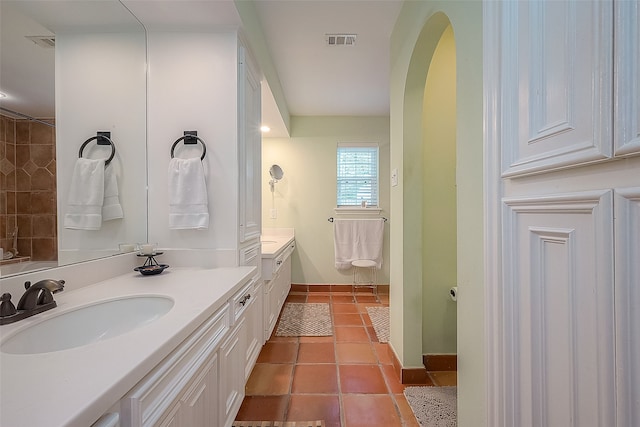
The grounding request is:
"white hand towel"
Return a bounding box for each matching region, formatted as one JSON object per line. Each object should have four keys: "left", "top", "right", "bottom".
{"left": 102, "top": 164, "right": 123, "bottom": 221}
{"left": 63, "top": 158, "right": 105, "bottom": 230}
{"left": 333, "top": 218, "right": 384, "bottom": 270}
{"left": 168, "top": 157, "right": 209, "bottom": 229}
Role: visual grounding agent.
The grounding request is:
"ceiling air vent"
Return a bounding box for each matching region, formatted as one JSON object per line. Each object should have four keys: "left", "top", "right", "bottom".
{"left": 26, "top": 36, "right": 55, "bottom": 48}
{"left": 325, "top": 34, "right": 356, "bottom": 47}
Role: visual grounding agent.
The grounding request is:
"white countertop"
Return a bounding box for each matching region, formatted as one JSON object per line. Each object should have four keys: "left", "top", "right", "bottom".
{"left": 261, "top": 228, "right": 295, "bottom": 258}
{"left": 0, "top": 266, "right": 255, "bottom": 427}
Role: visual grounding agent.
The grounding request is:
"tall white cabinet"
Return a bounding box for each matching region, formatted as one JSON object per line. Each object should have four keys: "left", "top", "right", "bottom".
{"left": 485, "top": 1, "right": 640, "bottom": 426}
{"left": 140, "top": 31, "right": 263, "bottom": 427}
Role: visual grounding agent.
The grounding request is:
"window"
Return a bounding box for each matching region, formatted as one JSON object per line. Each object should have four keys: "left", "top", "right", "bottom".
{"left": 336, "top": 143, "right": 379, "bottom": 207}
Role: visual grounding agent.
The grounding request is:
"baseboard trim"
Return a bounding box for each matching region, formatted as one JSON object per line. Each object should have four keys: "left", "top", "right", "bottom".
{"left": 292, "top": 283, "right": 390, "bottom": 295}
{"left": 423, "top": 354, "right": 457, "bottom": 371}
{"left": 389, "top": 345, "right": 429, "bottom": 385}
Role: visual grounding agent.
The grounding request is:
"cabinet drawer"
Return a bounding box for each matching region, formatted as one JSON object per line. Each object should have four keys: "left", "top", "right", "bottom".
{"left": 231, "top": 280, "right": 254, "bottom": 323}
{"left": 121, "top": 304, "right": 230, "bottom": 427}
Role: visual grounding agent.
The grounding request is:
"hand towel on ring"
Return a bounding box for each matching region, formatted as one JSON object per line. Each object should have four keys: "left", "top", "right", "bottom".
{"left": 63, "top": 158, "right": 105, "bottom": 230}
{"left": 168, "top": 157, "right": 209, "bottom": 229}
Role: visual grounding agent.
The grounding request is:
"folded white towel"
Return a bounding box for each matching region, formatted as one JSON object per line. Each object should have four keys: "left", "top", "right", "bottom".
{"left": 63, "top": 158, "right": 105, "bottom": 230}
{"left": 168, "top": 157, "right": 209, "bottom": 229}
{"left": 102, "top": 164, "right": 123, "bottom": 221}
{"left": 333, "top": 218, "right": 384, "bottom": 270}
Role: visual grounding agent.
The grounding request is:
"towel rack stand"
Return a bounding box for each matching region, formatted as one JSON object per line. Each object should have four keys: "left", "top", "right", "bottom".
{"left": 79, "top": 132, "right": 116, "bottom": 165}
{"left": 171, "top": 131, "right": 206, "bottom": 161}
{"left": 328, "top": 217, "right": 387, "bottom": 222}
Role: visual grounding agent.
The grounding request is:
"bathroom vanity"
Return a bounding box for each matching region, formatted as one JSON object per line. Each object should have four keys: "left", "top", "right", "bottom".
{"left": 261, "top": 230, "right": 295, "bottom": 339}
{"left": 0, "top": 265, "right": 262, "bottom": 427}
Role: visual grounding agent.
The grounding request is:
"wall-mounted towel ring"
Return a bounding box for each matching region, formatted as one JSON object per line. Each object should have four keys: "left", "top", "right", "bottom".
{"left": 79, "top": 133, "right": 116, "bottom": 165}
{"left": 170, "top": 134, "right": 206, "bottom": 161}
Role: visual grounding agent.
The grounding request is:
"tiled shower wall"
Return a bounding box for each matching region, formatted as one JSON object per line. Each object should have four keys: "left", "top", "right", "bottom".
{"left": 0, "top": 114, "right": 57, "bottom": 261}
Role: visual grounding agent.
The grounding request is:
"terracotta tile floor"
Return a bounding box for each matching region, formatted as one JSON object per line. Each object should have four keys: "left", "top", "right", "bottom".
{"left": 236, "top": 288, "right": 457, "bottom": 427}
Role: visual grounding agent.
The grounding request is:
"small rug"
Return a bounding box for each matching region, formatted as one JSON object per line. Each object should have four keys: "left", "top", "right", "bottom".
{"left": 366, "top": 306, "right": 389, "bottom": 343}
{"left": 232, "top": 422, "right": 324, "bottom": 427}
{"left": 275, "top": 303, "right": 332, "bottom": 336}
{"left": 404, "top": 386, "right": 457, "bottom": 427}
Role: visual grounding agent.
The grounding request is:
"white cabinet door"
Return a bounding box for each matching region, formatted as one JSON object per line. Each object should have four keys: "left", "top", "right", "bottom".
{"left": 614, "top": 1, "right": 640, "bottom": 157}
{"left": 614, "top": 188, "right": 640, "bottom": 426}
{"left": 238, "top": 43, "right": 262, "bottom": 243}
{"left": 245, "top": 279, "right": 264, "bottom": 379}
{"left": 264, "top": 273, "right": 280, "bottom": 339}
{"left": 154, "top": 353, "right": 218, "bottom": 427}
{"left": 219, "top": 317, "right": 247, "bottom": 427}
{"left": 485, "top": 2, "right": 638, "bottom": 426}
{"left": 177, "top": 353, "right": 219, "bottom": 427}
{"left": 501, "top": 191, "right": 615, "bottom": 426}
{"left": 499, "top": 0, "right": 613, "bottom": 177}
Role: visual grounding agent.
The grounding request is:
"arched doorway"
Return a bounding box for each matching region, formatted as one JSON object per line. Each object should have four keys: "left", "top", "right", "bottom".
{"left": 390, "top": 3, "right": 485, "bottom": 422}
{"left": 421, "top": 24, "right": 457, "bottom": 375}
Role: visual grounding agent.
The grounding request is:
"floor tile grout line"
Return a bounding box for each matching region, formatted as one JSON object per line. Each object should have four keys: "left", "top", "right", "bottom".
{"left": 331, "top": 294, "right": 347, "bottom": 427}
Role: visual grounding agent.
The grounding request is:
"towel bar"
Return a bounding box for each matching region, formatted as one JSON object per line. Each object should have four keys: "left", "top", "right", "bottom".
{"left": 170, "top": 132, "right": 206, "bottom": 161}
{"left": 79, "top": 133, "right": 115, "bottom": 165}
{"left": 328, "top": 217, "right": 387, "bottom": 222}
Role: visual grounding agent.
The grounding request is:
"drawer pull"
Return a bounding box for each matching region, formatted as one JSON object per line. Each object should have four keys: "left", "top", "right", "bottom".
{"left": 239, "top": 294, "right": 251, "bottom": 306}
{"left": 276, "top": 260, "right": 283, "bottom": 266}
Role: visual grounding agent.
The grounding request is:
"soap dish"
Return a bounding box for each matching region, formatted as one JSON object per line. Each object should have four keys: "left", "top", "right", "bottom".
{"left": 134, "top": 252, "right": 168, "bottom": 275}
{"left": 134, "top": 264, "right": 169, "bottom": 275}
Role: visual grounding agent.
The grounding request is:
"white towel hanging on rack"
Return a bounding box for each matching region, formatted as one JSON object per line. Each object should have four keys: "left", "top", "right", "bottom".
{"left": 63, "top": 158, "right": 105, "bottom": 230}
{"left": 168, "top": 157, "right": 209, "bottom": 229}
{"left": 333, "top": 218, "right": 384, "bottom": 270}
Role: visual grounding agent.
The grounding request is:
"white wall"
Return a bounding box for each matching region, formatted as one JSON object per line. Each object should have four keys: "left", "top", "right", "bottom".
{"left": 146, "top": 31, "right": 239, "bottom": 257}
{"left": 56, "top": 31, "right": 147, "bottom": 262}
{"left": 262, "top": 116, "right": 390, "bottom": 285}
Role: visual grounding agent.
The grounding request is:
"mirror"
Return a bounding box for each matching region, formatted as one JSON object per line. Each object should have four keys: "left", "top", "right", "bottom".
{"left": 269, "top": 164, "right": 284, "bottom": 193}
{"left": 0, "top": 1, "right": 147, "bottom": 277}
{"left": 269, "top": 164, "right": 284, "bottom": 181}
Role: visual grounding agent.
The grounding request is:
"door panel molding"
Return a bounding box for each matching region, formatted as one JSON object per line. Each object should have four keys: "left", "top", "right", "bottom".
{"left": 501, "top": 190, "right": 615, "bottom": 426}
{"left": 614, "top": 2, "right": 640, "bottom": 157}
{"left": 500, "top": 1, "right": 613, "bottom": 177}
{"left": 614, "top": 187, "right": 640, "bottom": 426}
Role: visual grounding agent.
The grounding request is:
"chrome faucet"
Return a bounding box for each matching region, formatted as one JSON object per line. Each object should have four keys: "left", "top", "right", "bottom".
{"left": 0, "top": 279, "right": 65, "bottom": 325}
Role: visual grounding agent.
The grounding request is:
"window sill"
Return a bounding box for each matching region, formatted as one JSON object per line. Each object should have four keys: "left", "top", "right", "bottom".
{"left": 334, "top": 207, "right": 383, "bottom": 216}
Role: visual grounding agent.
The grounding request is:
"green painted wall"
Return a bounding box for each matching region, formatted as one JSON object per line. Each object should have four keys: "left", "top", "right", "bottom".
{"left": 262, "top": 116, "right": 390, "bottom": 285}
{"left": 389, "top": 1, "right": 484, "bottom": 425}
{"left": 422, "top": 25, "right": 457, "bottom": 355}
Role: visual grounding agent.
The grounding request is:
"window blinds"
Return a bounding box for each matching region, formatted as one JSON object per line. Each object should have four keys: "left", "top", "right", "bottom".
{"left": 336, "top": 144, "right": 379, "bottom": 206}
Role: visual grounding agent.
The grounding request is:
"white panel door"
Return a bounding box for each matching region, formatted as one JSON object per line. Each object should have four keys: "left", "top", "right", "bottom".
{"left": 238, "top": 43, "right": 262, "bottom": 243}
{"left": 614, "top": 188, "right": 640, "bottom": 426}
{"left": 500, "top": 0, "right": 613, "bottom": 176}
{"left": 502, "top": 190, "right": 615, "bottom": 426}
{"left": 485, "top": 1, "right": 639, "bottom": 426}
{"left": 614, "top": 1, "right": 640, "bottom": 156}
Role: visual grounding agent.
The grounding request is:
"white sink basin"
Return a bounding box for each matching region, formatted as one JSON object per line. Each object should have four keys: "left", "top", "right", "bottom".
{"left": 1, "top": 296, "right": 174, "bottom": 354}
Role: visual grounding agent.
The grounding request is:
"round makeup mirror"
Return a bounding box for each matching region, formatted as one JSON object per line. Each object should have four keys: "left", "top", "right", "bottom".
{"left": 269, "top": 164, "right": 284, "bottom": 192}
{"left": 269, "top": 164, "right": 284, "bottom": 181}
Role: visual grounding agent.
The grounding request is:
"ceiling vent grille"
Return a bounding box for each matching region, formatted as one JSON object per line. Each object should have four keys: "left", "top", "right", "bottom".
{"left": 325, "top": 34, "right": 356, "bottom": 46}
{"left": 26, "top": 36, "right": 55, "bottom": 48}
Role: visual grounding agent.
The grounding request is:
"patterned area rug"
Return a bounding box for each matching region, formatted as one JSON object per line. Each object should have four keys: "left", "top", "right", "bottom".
{"left": 232, "top": 422, "right": 324, "bottom": 427}
{"left": 366, "top": 306, "right": 389, "bottom": 343}
{"left": 404, "top": 386, "right": 457, "bottom": 427}
{"left": 275, "top": 303, "right": 332, "bottom": 336}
